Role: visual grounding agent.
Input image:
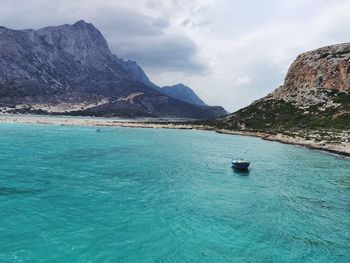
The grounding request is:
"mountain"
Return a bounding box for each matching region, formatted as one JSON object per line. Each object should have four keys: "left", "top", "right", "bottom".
{"left": 207, "top": 43, "right": 350, "bottom": 143}
{"left": 112, "top": 56, "right": 159, "bottom": 90}
{"left": 113, "top": 57, "right": 208, "bottom": 106}
{"left": 161, "top": 84, "right": 207, "bottom": 106}
{"left": 0, "top": 20, "right": 226, "bottom": 119}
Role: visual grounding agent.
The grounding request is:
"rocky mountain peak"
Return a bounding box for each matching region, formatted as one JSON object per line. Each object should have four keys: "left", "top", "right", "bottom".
{"left": 36, "top": 20, "right": 111, "bottom": 59}
{"left": 73, "top": 19, "right": 90, "bottom": 27}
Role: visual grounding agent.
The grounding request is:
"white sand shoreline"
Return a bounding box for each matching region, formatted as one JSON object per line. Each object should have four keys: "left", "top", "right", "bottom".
{"left": 0, "top": 114, "right": 349, "bottom": 157}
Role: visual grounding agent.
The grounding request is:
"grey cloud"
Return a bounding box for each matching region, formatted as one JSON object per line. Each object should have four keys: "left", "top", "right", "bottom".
{"left": 108, "top": 34, "right": 206, "bottom": 73}
{"left": 88, "top": 7, "right": 206, "bottom": 73}
{"left": 146, "top": 0, "right": 164, "bottom": 10}
{"left": 92, "top": 7, "right": 167, "bottom": 36}
{"left": 181, "top": 19, "right": 191, "bottom": 27}
{"left": 152, "top": 17, "right": 169, "bottom": 29}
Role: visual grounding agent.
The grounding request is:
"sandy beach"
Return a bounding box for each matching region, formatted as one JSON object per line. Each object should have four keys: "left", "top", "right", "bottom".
{"left": 0, "top": 114, "right": 349, "bottom": 157}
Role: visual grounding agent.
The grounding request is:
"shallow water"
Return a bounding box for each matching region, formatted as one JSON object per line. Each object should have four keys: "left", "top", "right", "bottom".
{"left": 0, "top": 123, "right": 349, "bottom": 262}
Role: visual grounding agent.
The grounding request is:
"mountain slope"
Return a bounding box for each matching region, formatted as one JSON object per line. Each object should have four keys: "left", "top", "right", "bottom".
{"left": 113, "top": 57, "right": 209, "bottom": 106}
{"left": 112, "top": 56, "right": 159, "bottom": 90}
{"left": 207, "top": 43, "right": 350, "bottom": 143}
{"left": 161, "top": 84, "right": 207, "bottom": 106}
{"left": 0, "top": 20, "right": 226, "bottom": 119}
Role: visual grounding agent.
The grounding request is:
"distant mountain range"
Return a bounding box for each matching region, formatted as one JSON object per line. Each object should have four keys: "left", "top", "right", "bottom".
{"left": 0, "top": 20, "right": 226, "bottom": 118}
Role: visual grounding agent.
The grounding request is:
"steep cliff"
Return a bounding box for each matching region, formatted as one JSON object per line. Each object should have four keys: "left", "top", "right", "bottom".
{"left": 272, "top": 43, "right": 350, "bottom": 106}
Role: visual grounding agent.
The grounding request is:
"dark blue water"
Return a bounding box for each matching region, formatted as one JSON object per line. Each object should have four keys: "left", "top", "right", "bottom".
{"left": 0, "top": 123, "right": 349, "bottom": 262}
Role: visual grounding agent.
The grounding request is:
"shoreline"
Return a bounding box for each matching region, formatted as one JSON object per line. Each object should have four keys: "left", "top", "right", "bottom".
{"left": 0, "top": 114, "right": 349, "bottom": 157}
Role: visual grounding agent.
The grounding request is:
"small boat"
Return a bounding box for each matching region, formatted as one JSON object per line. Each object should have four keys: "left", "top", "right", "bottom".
{"left": 232, "top": 159, "right": 250, "bottom": 170}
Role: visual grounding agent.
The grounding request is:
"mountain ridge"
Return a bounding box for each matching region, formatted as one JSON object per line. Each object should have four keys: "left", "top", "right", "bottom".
{"left": 113, "top": 57, "right": 209, "bottom": 106}
{"left": 0, "top": 20, "right": 226, "bottom": 119}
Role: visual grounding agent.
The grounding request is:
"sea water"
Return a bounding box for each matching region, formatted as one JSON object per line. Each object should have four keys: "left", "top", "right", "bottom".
{"left": 0, "top": 123, "right": 349, "bottom": 262}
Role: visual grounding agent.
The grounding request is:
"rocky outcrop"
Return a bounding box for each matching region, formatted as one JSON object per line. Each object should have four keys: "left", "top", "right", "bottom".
{"left": 284, "top": 43, "right": 350, "bottom": 93}
{"left": 272, "top": 43, "right": 350, "bottom": 107}
{"left": 0, "top": 20, "right": 226, "bottom": 119}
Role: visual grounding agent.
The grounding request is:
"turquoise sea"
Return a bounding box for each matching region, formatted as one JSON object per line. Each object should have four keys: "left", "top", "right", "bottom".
{"left": 0, "top": 123, "right": 349, "bottom": 262}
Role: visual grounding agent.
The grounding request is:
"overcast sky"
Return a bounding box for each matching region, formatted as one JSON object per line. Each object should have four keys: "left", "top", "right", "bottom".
{"left": 1, "top": 0, "right": 350, "bottom": 111}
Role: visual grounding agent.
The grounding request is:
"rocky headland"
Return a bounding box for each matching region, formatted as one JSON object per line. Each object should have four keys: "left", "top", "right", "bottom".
{"left": 199, "top": 43, "right": 349, "bottom": 155}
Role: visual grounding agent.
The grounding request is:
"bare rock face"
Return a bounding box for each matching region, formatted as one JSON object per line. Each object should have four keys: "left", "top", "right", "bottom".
{"left": 272, "top": 43, "right": 350, "bottom": 107}
{"left": 285, "top": 43, "right": 350, "bottom": 93}
{"left": 0, "top": 20, "right": 129, "bottom": 101}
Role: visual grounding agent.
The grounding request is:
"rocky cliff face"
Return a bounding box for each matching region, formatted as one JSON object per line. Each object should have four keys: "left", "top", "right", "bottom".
{"left": 284, "top": 43, "right": 350, "bottom": 93}
{"left": 0, "top": 20, "right": 226, "bottom": 119}
{"left": 207, "top": 43, "right": 350, "bottom": 142}
{"left": 272, "top": 43, "right": 350, "bottom": 107}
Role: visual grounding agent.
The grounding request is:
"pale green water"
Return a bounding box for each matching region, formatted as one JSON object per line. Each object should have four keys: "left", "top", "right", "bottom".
{"left": 0, "top": 123, "right": 349, "bottom": 262}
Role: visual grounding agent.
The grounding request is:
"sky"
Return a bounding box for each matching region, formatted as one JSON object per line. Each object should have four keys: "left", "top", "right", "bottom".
{"left": 1, "top": 0, "right": 350, "bottom": 111}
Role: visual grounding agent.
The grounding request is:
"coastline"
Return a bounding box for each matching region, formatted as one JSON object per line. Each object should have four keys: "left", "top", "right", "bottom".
{"left": 0, "top": 114, "right": 349, "bottom": 157}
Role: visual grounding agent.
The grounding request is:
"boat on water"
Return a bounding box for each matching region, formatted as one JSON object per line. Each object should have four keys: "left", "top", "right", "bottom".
{"left": 232, "top": 159, "right": 250, "bottom": 170}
